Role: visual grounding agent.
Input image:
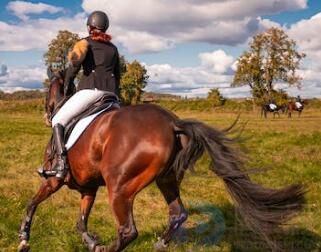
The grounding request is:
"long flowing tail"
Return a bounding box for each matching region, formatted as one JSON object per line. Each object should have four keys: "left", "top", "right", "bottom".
{"left": 173, "top": 119, "right": 305, "bottom": 248}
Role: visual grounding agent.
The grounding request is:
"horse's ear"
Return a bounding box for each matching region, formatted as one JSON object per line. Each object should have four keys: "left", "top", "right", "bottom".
{"left": 47, "top": 66, "right": 54, "bottom": 81}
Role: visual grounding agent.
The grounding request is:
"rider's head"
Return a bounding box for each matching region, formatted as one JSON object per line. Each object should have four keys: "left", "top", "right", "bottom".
{"left": 87, "top": 11, "right": 109, "bottom": 34}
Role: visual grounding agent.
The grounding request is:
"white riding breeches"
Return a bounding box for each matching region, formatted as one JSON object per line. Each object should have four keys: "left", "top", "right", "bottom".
{"left": 295, "top": 102, "right": 302, "bottom": 109}
{"left": 51, "top": 89, "right": 107, "bottom": 127}
{"left": 269, "top": 104, "right": 277, "bottom": 110}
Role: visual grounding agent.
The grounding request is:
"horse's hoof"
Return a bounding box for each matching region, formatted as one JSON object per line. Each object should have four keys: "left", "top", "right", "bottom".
{"left": 18, "top": 240, "right": 30, "bottom": 252}
{"left": 154, "top": 239, "right": 168, "bottom": 251}
{"left": 94, "top": 245, "right": 107, "bottom": 252}
{"left": 82, "top": 232, "right": 99, "bottom": 251}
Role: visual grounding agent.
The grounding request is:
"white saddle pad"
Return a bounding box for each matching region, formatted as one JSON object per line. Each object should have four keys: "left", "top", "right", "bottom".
{"left": 65, "top": 103, "right": 115, "bottom": 150}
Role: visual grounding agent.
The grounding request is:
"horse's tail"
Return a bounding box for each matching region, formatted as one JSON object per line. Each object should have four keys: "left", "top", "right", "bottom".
{"left": 173, "top": 119, "right": 305, "bottom": 248}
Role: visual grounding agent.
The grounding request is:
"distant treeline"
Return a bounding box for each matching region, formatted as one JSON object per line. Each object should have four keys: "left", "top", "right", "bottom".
{"left": 142, "top": 92, "right": 182, "bottom": 100}
{"left": 157, "top": 98, "right": 321, "bottom": 112}
{"left": 1, "top": 90, "right": 321, "bottom": 112}
{"left": 0, "top": 90, "right": 45, "bottom": 100}
{"left": 157, "top": 98, "right": 254, "bottom": 112}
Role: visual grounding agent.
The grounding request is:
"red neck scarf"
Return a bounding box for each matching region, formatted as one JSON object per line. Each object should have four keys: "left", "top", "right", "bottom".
{"left": 90, "top": 30, "right": 112, "bottom": 43}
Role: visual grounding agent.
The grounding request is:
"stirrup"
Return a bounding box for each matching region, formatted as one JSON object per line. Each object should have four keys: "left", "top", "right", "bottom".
{"left": 37, "top": 167, "right": 57, "bottom": 178}
{"left": 55, "top": 167, "right": 68, "bottom": 179}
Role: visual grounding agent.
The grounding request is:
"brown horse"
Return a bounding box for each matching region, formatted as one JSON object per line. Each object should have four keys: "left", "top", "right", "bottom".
{"left": 18, "top": 73, "right": 305, "bottom": 252}
{"left": 287, "top": 101, "right": 304, "bottom": 118}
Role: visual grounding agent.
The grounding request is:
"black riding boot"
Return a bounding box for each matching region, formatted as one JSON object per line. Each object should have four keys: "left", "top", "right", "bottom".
{"left": 52, "top": 123, "right": 68, "bottom": 179}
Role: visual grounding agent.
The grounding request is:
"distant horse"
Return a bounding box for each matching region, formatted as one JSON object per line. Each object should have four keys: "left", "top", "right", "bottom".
{"left": 261, "top": 104, "right": 286, "bottom": 118}
{"left": 287, "top": 101, "right": 304, "bottom": 118}
{"left": 18, "top": 72, "right": 305, "bottom": 252}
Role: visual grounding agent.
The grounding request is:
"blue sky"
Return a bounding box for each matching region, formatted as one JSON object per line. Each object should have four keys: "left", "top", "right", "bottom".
{"left": 0, "top": 0, "right": 321, "bottom": 97}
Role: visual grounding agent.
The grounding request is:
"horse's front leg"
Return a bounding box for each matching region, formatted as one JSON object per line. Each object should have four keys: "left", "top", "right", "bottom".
{"left": 76, "top": 190, "right": 98, "bottom": 252}
{"left": 18, "top": 178, "right": 64, "bottom": 252}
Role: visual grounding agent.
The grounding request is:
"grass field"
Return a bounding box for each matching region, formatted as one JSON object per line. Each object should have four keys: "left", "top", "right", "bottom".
{"left": 0, "top": 100, "right": 320, "bottom": 251}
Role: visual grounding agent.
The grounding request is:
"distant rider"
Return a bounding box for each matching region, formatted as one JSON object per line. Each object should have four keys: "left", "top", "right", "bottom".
{"left": 295, "top": 95, "right": 303, "bottom": 109}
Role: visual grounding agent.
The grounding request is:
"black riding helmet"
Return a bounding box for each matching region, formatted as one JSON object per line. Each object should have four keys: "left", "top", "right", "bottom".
{"left": 87, "top": 11, "right": 109, "bottom": 32}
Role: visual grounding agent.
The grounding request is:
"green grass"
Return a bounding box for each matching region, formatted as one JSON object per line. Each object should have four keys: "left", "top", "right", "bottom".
{"left": 0, "top": 102, "right": 321, "bottom": 251}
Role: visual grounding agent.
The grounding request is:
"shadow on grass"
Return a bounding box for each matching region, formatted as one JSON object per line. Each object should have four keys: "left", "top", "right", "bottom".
{"left": 162, "top": 202, "right": 321, "bottom": 252}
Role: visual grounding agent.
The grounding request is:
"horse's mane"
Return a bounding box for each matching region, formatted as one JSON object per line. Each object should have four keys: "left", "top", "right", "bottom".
{"left": 47, "top": 67, "right": 65, "bottom": 82}
{"left": 45, "top": 67, "right": 66, "bottom": 115}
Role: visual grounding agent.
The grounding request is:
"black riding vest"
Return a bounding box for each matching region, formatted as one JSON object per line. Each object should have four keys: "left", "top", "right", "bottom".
{"left": 77, "top": 38, "right": 120, "bottom": 96}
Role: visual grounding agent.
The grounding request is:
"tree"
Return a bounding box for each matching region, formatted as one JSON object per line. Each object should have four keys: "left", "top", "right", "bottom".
{"left": 44, "top": 30, "right": 80, "bottom": 70}
{"left": 119, "top": 55, "right": 127, "bottom": 78}
{"left": 207, "top": 88, "right": 225, "bottom": 107}
{"left": 232, "top": 27, "right": 305, "bottom": 104}
{"left": 271, "top": 89, "right": 289, "bottom": 105}
{"left": 43, "top": 30, "right": 80, "bottom": 78}
{"left": 120, "top": 60, "right": 149, "bottom": 105}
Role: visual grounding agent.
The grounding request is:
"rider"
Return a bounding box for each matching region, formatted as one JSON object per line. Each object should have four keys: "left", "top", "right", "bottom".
{"left": 50, "top": 10, "right": 120, "bottom": 179}
{"left": 295, "top": 95, "right": 303, "bottom": 109}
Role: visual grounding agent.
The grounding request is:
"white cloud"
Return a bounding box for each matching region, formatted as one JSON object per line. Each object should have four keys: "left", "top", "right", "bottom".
{"left": 284, "top": 12, "right": 321, "bottom": 98}
{"left": 81, "top": 0, "right": 307, "bottom": 52}
{"left": 7, "top": 1, "right": 64, "bottom": 21}
{"left": 115, "top": 29, "right": 175, "bottom": 53}
{"left": 145, "top": 60, "right": 235, "bottom": 97}
{"left": 0, "top": 13, "right": 87, "bottom": 51}
{"left": 0, "top": 64, "right": 8, "bottom": 77}
{"left": 0, "top": 65, "right": 46, "bottom": 89}
{"left": 199, "top": 50, "right": 234, "bottom": 74}
{"left": 82, "top": 0, "right": 306, "bottom": 28}
{"left": 0, "top": 0, "right": 308, "bottom": 53}
{"left": 257, "top": 17, "right": 282, "bottom": 30}
{"left": 288, "top": 12, "right": 321, "bottom": 52}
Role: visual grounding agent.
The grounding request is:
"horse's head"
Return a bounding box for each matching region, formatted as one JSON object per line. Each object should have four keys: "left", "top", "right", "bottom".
{"left": 44, "top": 68, "right": 65, "bottom": 127}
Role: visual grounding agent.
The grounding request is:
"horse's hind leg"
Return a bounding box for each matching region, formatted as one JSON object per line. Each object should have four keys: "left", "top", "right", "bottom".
{"left": 154, "top": 172, "right": 188, "bottom": 250}
{"left": 99, "top": 189, "right": 138, "bottom": 252}
{"left": 76, "top": 190, "right": 98, "bottom": 251}
{"left": 18, "top": 178, "right": 63, "bottom": 252}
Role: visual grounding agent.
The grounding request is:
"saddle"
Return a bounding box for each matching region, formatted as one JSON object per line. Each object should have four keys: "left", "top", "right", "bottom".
{"left": 63, "top": 93, "right": 120, "bottom": 148}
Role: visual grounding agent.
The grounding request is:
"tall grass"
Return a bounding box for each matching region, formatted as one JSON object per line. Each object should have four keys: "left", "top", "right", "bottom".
{"left": 0, "top": 100, "right": 320, "bottom": 251}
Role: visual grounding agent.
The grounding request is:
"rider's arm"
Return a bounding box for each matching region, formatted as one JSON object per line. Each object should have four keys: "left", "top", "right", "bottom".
{"left": 64, "top": 65, "right": 80, "bottom": 96}
{"left": 64, "top": 39, "right": 89, "bottom": 96}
